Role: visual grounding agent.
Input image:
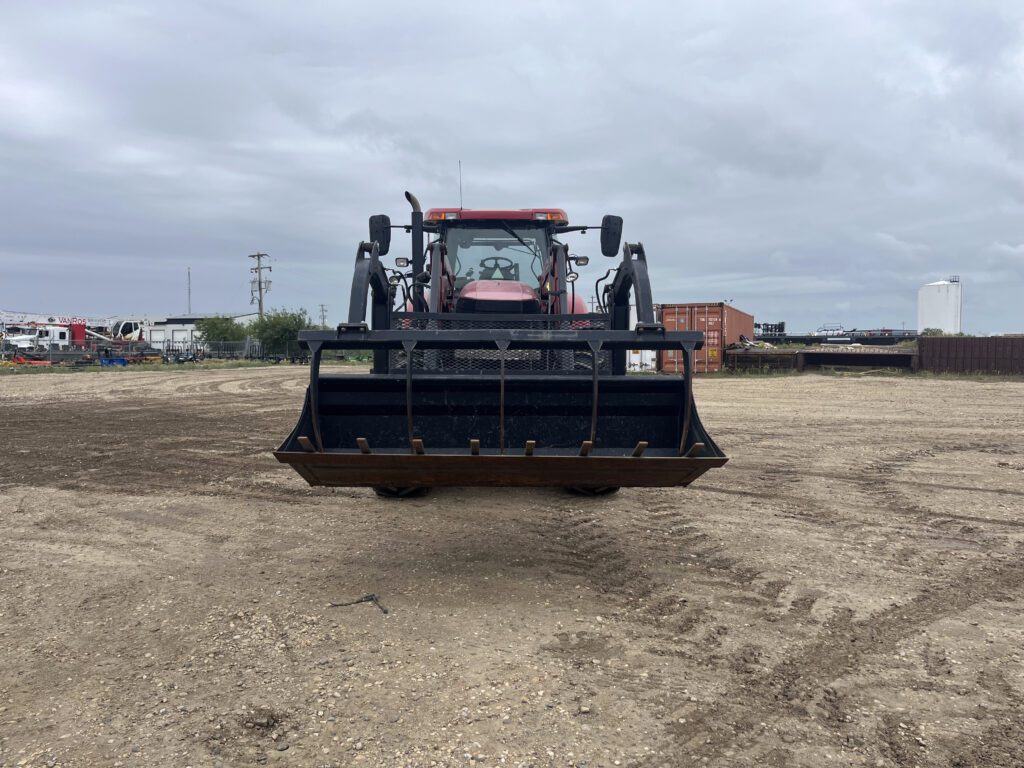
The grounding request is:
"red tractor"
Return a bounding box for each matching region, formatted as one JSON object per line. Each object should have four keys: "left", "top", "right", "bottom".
{"left": 276, "top": 192, "right": 726, "bottom": 496}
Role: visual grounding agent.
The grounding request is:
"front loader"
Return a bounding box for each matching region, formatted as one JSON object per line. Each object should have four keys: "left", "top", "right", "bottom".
{"left": 275, "top": 192, "right": 727, "bottom": 496}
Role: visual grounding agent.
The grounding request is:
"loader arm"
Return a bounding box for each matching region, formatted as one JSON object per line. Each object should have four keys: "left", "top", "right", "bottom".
{"left": 544, "top": 243, "right": 571, "bottom": 314}
{"left": 347, "top": 240, "right": 392, "bottom": 371}
{"left": 427, "top": 241, "right": 456, "bottom": 314}
{"left": 347, "top": 241, "right": 391, "bottom": 326}
{"left": 606, "top": 242, "right": 657, "bottom": 374}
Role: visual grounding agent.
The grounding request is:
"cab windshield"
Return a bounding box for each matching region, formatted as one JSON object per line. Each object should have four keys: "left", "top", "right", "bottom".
{"left": 445, "top": 224, "right": 549, "bottom": 285}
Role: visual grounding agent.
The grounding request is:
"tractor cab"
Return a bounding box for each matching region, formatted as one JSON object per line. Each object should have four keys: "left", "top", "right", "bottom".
{"left": 364, "top": 199, "right": 596, "bottom": 319}
{"left": 425, "top": 209, "right": 567, "bottom": 314}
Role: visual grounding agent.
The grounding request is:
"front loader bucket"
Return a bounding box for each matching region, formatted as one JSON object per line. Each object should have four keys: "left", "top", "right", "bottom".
{"left": 274, "top": 326, "right": 727, "bottom": 490}
{"left": 276, "top": 373, "right": 725, "bottom": 488}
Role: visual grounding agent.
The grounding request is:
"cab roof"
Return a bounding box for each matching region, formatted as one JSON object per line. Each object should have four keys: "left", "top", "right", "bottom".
{"left": 425, "top": 208, "right": 568, "bottom": 225}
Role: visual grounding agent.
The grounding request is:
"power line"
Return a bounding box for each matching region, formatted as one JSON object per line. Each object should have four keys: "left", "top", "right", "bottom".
{"left": 248, "top": 252, "right": 271, "bottom": 319}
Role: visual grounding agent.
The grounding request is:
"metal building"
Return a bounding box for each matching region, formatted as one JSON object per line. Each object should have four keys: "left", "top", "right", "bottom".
{"left": 917, "top": 277, "right": 963, "bottom": 334}
{"left": 147, "top": 316, "right": 203, "bottom": 351}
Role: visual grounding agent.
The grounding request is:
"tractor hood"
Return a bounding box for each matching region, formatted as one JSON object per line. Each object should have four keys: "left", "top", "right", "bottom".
{"left": 456, "top": 280, "right": 541, "bottom": 314}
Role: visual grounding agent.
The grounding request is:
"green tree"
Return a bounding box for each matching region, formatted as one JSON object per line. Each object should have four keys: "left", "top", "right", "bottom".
{"left": 920, "top": 328, "right": 946, "bottom": 336}
{"left": 195, "top": 315, "right": 248, "bottom": 341}
{"left": 251, "top": 309, "right": 312, "bottom": 354}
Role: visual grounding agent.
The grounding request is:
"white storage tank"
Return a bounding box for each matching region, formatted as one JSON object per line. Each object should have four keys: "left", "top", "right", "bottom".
{"left": 917, "top": 276, "right": 963, "bottom": 334}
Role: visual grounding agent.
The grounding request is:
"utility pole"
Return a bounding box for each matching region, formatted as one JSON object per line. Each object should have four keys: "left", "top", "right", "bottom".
{"left": 318, "top": 303, "right": 328, "bottom": 328}
{"left": 187, "top": 266, "right": 192, "bottom": 314}
{"left": 248, "top": 252, "right": 271, "bottom": 319}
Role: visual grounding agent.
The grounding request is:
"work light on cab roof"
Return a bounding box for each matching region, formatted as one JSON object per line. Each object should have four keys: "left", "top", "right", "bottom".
{"left": 275, "top": 190, "right": 726, "bottom": 498}
{"left": 425, "top": 208, "right": 569, "bottom": 225}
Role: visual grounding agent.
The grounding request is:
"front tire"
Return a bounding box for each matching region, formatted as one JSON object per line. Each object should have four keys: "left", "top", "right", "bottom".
{"left": 566, "top": 486, "right": 620, "bottom": 496}
{"left": 373, "top": 486, "right": 430, "bottom": 499}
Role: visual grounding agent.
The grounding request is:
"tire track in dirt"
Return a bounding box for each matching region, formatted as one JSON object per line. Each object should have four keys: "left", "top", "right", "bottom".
{"left": 526, "top": 505, "right": 650, "bottom": 598}
{"left": 665, "top": 550, "right": 1024, "bottom": 762}
{"left": 0, "top": 396, "right": 310, "bottom": 502}
{"left": 948, "top": 718, "right": 1024, "bottom": 768}
{"left": 633, "top": 497, "right": 769, "bottom": 619}
{"left": 644, "top": 525, "right": 762, "bottom": 590}
{"left": 709, "top": 480, "right": 1024, "bottom": 543}
{"left": 531, "top": 502, "right": 712, "bottom": 695}
{"left": 543, "top": 495, "right": 770, "bottom": 635}
{"left": 945, "top": 666, "right": 1024, "bottom": 767}
{"left": 768, "top": 553, "right": 1024, "bottom": 703}
{"left": 860, "top": 444, "right": 1024, "bottom": 519}
{"left": 534, "top": 496, "right": 794, "bottom": 715}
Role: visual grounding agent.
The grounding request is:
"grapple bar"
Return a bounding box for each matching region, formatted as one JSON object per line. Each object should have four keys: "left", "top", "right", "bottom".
{"left": 274, "top": 327, "right": 727, "bottom": 490}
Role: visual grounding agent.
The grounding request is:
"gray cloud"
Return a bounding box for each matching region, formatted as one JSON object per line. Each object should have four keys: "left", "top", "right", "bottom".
{"left": 1, "top": 0, "right": 1022, "bottom": 332}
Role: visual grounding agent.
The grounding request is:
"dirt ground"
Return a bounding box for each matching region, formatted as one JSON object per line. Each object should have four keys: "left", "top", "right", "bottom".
{"left": 2, "top": 367, "right": 1023, "bottom": 768}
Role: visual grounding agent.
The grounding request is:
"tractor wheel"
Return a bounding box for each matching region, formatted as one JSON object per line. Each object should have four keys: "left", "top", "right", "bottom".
{"left": 373, "top": 486, "right": 430, "bottom": 499}
{"left": 566, "top": 486, "right": 620, "bottom": 496}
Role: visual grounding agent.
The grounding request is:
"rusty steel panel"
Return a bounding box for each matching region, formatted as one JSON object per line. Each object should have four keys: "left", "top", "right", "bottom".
{"left": 725, "top": 350, "right": 799, "bottom": 371}
{"left": 274, "top": 451, "right": 728, "bottom": 488}
{"left": 797, "top": 349, "right": 917, "bottom": 370}
{"left": 657, "top": 303, "right": 754, "bottom": 374}
{"left": 919, "top": 336, "right": 1024, "bottom": 373}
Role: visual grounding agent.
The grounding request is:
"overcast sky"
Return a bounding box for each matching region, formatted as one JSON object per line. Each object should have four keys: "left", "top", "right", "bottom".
{"left": 2, "top": 1, "right": 1022, "bottom": 333}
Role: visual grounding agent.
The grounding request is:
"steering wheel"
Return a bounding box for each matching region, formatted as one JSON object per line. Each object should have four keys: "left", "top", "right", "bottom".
{"left": 479, "top": 256, "right": 516, "bottom": 279}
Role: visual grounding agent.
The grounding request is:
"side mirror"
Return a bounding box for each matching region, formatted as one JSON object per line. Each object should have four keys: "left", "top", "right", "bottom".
{"left": 395, "top": 257, "right": 410, "bottom": 268}
{"left": 369, "top": 214, "right": 391, "bottom": 255}
{"left": 600, "top": 215, "right": 623, "bottom": 257}
{"left": 571, "top": 255, "right": 589, "bottom": 267}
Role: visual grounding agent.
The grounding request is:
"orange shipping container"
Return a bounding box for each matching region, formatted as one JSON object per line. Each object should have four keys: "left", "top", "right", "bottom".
{"left": 658, "top": 303, "right": 755, "bottom": 374}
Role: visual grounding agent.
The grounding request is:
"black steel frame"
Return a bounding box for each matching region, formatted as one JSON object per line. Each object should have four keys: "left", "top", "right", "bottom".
{"left": 296, "top": 327, "right": 706, "bottom": 456}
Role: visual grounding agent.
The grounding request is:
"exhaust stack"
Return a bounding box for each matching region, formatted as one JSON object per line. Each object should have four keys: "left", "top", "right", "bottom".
{"left": 405, "top": 191, "right": 424, "bottom": 310}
